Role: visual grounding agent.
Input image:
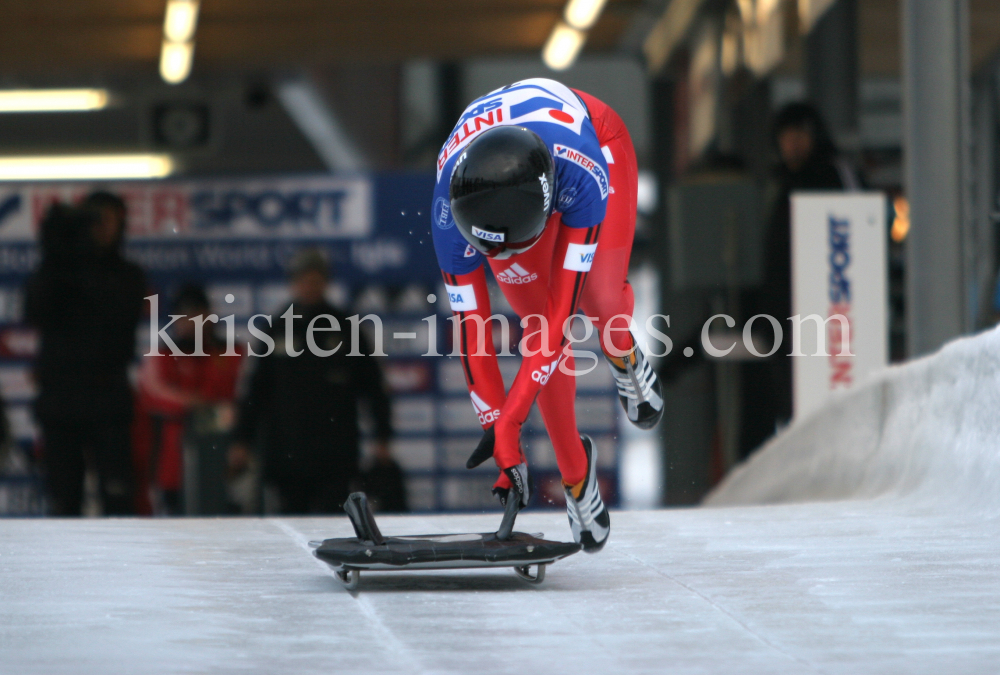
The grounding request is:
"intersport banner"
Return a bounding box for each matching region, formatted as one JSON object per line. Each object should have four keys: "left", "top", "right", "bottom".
{"left": 791, "top": 192, "right": 888, "bottom": 420}
{"left": 0, "top": 173, "right": 440, "bottom": 287}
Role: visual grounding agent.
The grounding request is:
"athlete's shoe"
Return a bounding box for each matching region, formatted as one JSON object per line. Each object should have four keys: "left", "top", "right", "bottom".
{"left": 564, "top": 435, "right": 610, "bottom": 553}
{"left": 604, "top": 338, "right": 663, "bottom": 430}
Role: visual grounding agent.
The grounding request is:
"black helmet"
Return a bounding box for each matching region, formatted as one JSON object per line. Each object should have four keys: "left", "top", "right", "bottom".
{"left": 449, "top": 126, "right": 555, "bottom": 259}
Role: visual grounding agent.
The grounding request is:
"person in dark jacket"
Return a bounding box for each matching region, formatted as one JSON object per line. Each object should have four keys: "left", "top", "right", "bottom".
{"left": 359, "top": 441, "right": 408, "bottom": 513}
{"left": 25, "top": 193, "right": 146, "bottom": 516}
{"left": 739, "top": 103, "right": 860, "bottom": 458}
{"left": 228, "top": 249, "right": 393, "bottom": 514}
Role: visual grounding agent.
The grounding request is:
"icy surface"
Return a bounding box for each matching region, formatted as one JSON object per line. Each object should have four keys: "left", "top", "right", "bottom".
{"left": 2, "top": 506, "right": 999, "bottom": 675}
{"left": 4, "top": 329, "right": 1000, "bottom": 673}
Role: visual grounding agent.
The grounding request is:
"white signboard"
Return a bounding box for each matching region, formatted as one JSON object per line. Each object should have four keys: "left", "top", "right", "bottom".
{"left": 791, "top": 193, "right": 887, "bottom": 419}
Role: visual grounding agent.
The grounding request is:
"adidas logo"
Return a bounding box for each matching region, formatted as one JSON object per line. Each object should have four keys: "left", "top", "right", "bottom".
{"left": 531, "top": 355, "right": 563, "bottom": 385}
{"left": 496, "top": 263, "right": 538, "bottom": 285}
{"left": 508, "top": 465, "right": 524, "bottom": 494}
{"left": 470, "top": 391, "right": 501, "bottom": 425}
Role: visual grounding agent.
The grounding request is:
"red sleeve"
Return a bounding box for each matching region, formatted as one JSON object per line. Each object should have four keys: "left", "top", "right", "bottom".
{"left": 491, "top": 221, "right": 599, "bottom": 469}
{"left": 442, "top": 266, "right": 508, "bottom": 429}
{"left": 201, "top": 351, "right": 243, "bottom": 401}
{"left": 137, "top": 354, "right": 190, "bottom": 418}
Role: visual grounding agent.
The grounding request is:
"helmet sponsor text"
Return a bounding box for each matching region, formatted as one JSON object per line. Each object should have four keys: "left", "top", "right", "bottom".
{"left": 471, "top": 226, "right": 504, "bottom": 242}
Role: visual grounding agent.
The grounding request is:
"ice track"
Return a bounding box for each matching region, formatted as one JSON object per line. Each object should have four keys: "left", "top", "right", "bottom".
{"left": 708, "top": 323, "right": 1000, "bottom": 511}
{"left": 4, "top": 328, "right": 1000, "bottom": 674}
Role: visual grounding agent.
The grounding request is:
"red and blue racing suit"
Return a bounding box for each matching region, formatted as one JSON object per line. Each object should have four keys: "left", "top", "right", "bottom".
{"left": 431, "top": 78, "right": 638, "bottom": 491}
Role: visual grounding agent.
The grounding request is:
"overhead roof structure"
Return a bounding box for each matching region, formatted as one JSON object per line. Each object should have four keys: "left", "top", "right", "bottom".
{"left": 645, "top": 0, "right": 1000, "bottom": 77}
{"left": 0, "top": 0, "right": 642, "bottom": 77}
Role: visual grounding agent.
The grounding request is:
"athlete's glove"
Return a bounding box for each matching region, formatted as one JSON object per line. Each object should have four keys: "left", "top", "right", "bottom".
{"left": 492, "top": 462, "right": 531, "bottom": 508}
{"left": 494, "top": 462, "right": 532, "bottom": 541}
{"left": 466, "top": 426, "right": 495, "bottom": 469}
{"left": 467, "top": 424, "right": 531, "bottom": 522}
{"left": 465, "top": 417, "right": 523, "bottom": 469}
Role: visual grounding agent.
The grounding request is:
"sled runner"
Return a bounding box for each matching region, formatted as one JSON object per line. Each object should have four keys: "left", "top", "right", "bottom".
{"left": 311, "top": 492, "right": 581, "bottom": 589}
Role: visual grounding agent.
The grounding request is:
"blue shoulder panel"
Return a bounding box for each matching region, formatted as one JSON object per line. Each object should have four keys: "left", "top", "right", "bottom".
{"left": 430, "top": 178, "right": 483, "bottom": 275}
{"left": 430, "top": 78, "right": 610, "bottom": 274}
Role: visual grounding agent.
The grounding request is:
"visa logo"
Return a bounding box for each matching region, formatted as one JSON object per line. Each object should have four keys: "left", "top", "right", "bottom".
{"left": 564, "top": 243, "right": 598, "bottom": 272}
{"left": 444, "top": 283, "right": 478, "bottom": 311}
{"left": 471, "top": 225, "right": 504, "bottom": 242}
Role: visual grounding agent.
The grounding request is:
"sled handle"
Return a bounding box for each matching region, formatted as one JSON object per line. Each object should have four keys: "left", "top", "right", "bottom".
{"left": 344, "top": 492, "right": 385, "bottom": 545}
{"left": 495, "top": 488, "right": 521, "bottom": 541}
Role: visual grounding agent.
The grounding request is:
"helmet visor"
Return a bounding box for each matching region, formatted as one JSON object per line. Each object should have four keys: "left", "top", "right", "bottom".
{"left": 452, "top": 187, "right": 549, "bottom": 257}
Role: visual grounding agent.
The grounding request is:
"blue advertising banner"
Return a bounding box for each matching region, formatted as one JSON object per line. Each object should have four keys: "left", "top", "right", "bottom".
{"left": 0, "top": 172, "right": 619, "bottom": 515}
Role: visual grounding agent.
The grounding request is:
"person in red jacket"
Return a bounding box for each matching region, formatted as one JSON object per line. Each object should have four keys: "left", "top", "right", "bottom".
{"left": 134, "top": 284, "right": 242, "bottom": 514}
{"left": 431, "top": 79, "right": 663, "bottom": 551}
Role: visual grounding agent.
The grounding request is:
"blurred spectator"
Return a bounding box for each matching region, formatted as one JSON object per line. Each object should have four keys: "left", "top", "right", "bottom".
{"left": 25, "top": 195, "right": 146, "bottom": 516}
{"left": 134, "top": 284, "right": 243, "bottom": 515}
{"left": 740, "top": 103, "right": 861, "bottom": 457}
{"left": 358, "top": 442, "right": 408, "bottom": 513}
{"left": 0, "top": 390, "right": 10, "bottom": 473}
{"left": 229, "top": 249, "right": 393, "bottom": 514}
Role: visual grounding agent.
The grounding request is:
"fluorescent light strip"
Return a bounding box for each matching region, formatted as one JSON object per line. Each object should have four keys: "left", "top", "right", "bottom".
{"left": 543, "top": 22, "right": 586, "bottom": 71}
{"left": 544, "top": 0, "right": 605, "bottom": 71}
{"left": 0, "top": 89, "right": 109, "bottom": 113}
{"left": 160, "top": 41, "right": 194, "bottom": 85}
{"left": 564, "top": 0, "right": 608, "bottom": 30}
{"left": 0, "top": 155, "right": 174, "bottom": 181}
{"left": 161, "top": 0, "right": 200, "bottom": 84}
{"left": 164, "top": 0, "right": 200, "bottom": 43}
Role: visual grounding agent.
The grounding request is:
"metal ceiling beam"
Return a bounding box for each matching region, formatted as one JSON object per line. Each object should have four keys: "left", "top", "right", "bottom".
{"left": 277, "top": 78, "right": 368, "bottom": 173}
{"left": 643, "top": 0, "right": 707, "bottom": 75}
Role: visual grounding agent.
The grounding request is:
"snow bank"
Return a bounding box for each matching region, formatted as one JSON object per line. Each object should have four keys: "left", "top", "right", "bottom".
{"left": 706, "top": 325, "right": 1000, "bottom": 512}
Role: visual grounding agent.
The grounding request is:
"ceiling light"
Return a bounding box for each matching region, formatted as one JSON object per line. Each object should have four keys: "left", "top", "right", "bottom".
{"left": 756, "top": 0, "right": 781, "bottom": 25}
{"left": 160, "top": 41, "right": 194, "bottom": 85}
{"left": 0, "top": 89, "right": 109, "bottom": 113}
{"left": 164, "top": 0, "right": 200, "bottom": 43}
{"left": 543, "top": 22, "right": 586, "bottom": 71}
{"left": 0, "top": 154, "right": 174, "bottom": 181}
{"left": 736, "top": 0, "right": 754, "bottom": 24}
{"left": 564, "top": 0, "right": 607, "bottom": 30}
{"left": 160, "top": 0, "right": 199, "bottom": 84}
